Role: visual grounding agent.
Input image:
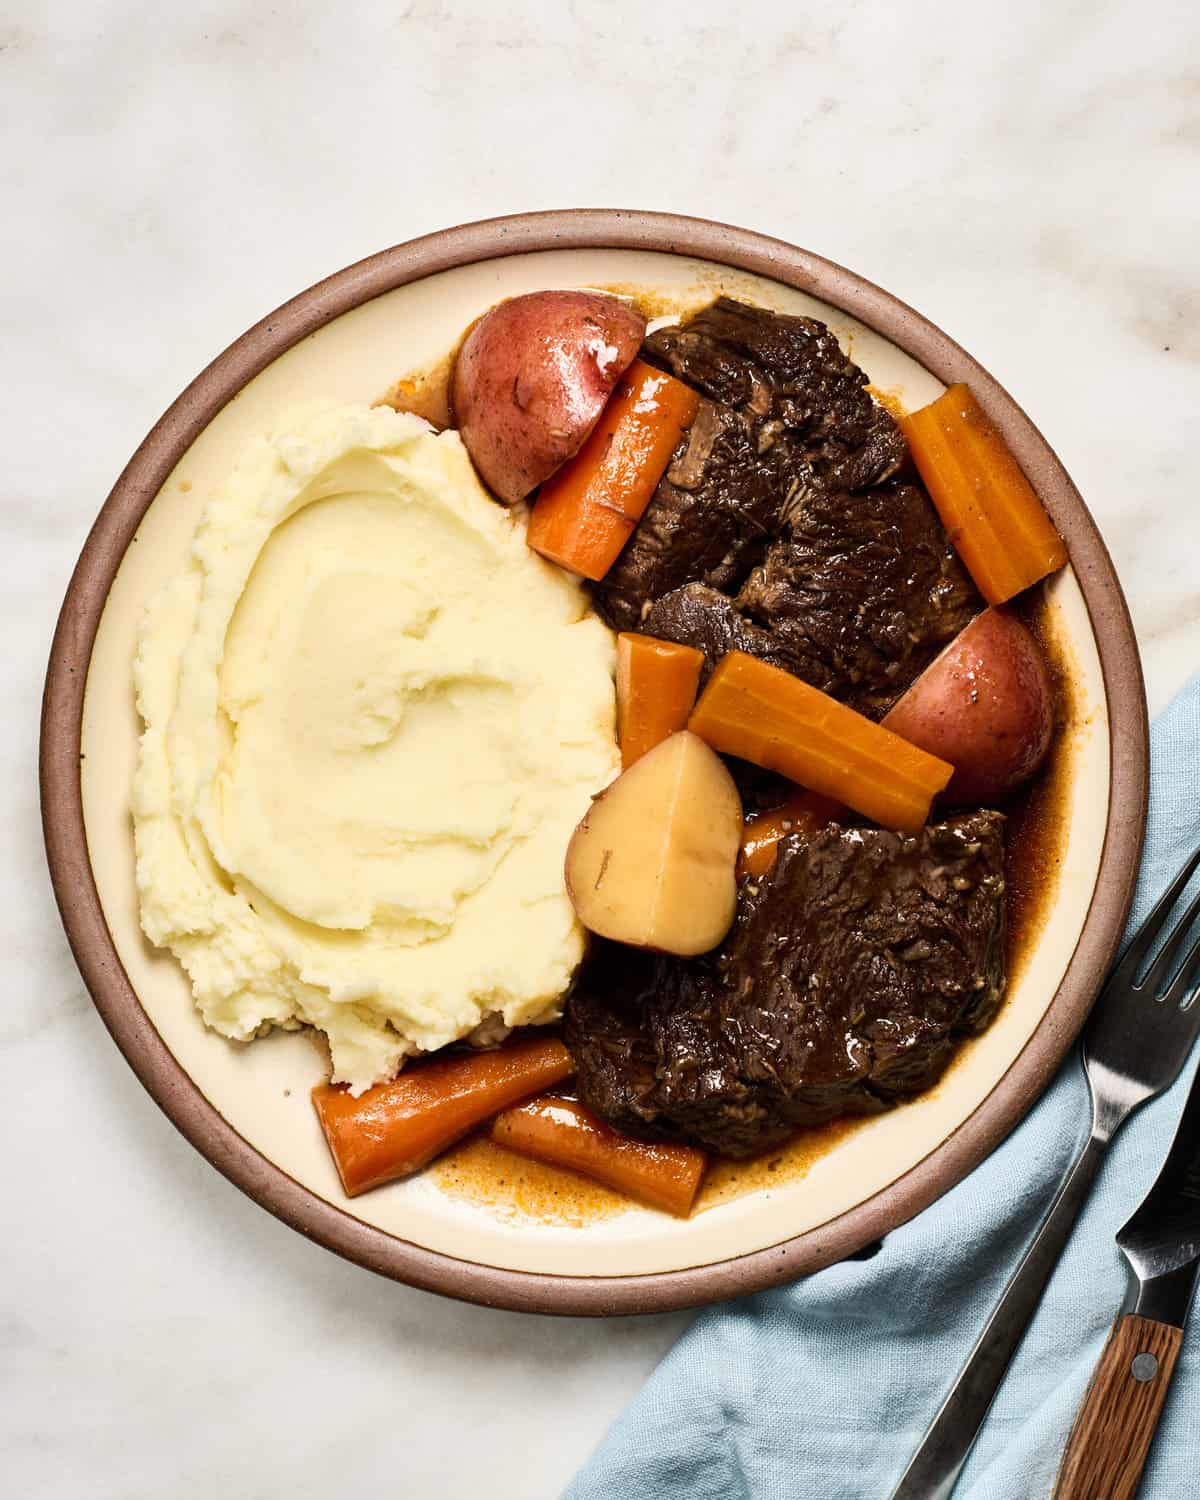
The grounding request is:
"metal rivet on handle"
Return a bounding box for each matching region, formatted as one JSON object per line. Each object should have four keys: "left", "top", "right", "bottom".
{"left": 1131, "top": 1353, "right": 1158, "bottom": 1382}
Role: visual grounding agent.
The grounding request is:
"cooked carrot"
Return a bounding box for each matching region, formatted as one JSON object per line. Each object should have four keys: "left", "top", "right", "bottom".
{"left": 901, "top": 384, "right": 1068, "bottom": 605}
{"left": 526, "top": 359, "right": 700, "bottom": 580}
{"left": 616, "top": 632, "right": 706, "bottom": 767}
{"left": 738, "top": 789, "right": 843, "bottom": 878}
{"left": 689, "top": 652, "right": 953, "bottom": 833}
{"left": 312, "top": 1035, "right": 574, "bottom": 1197}
{"left": 489, "top": 1095, "right": 707, "bottom": 1217}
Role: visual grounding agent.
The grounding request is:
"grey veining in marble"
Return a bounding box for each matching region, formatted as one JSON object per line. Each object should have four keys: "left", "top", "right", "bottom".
{"left": 4, "top": 1, "right": 1198, "bottom": 1495}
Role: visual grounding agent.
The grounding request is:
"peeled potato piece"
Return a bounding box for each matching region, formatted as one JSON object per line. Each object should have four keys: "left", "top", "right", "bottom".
{"left": 565, "top": 731, "right": 742, "bottom": 957}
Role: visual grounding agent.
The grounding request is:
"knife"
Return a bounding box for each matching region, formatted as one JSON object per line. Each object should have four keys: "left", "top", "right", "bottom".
{"left": 1053, "top": 1063, "right": 1200, "bottom": 1500}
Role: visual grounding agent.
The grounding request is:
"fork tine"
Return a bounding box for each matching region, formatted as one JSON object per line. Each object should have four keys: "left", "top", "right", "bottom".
{"left": 1164, "top": 929, "right": 1200, "bottom": 1010}
{"left": 1138, "top": 881, "right": 1200, "bottom": 996}
{"left": 1111, "top": 844, "right": 1200, "bottom": 987}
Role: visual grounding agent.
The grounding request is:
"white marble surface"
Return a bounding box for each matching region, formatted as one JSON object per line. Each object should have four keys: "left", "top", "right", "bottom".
{"left": 4, "top": 2, "right": 1198, "bottom": 1495}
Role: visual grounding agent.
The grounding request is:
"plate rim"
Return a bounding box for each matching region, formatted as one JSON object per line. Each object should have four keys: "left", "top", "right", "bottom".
{"left": 40, "top": 209, "right": 1148, "bottom": 1315}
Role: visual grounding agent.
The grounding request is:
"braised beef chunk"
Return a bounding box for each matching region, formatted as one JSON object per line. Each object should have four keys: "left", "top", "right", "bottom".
{"left": 593, "top": 298, "right": 906, "bottom": 631}
{"left": 566, "top": 813, "right": 1006, "bottom": 1157}
{"left": 642, "top": 297, "right": 907, "bottom": 495}
{"left": 736, "top": 483, "right": 980, "bottom": 717}
{"left": 594, "top": 400, "right": 795, "bottom": 631}
{"left": 641, "top": 584, "right": 802, "bottom": 682}
{"left": 637, "top": 486, "right": 979, "bottom": 716}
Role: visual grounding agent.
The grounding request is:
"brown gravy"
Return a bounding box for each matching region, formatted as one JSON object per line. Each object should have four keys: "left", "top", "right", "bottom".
{"left": 1004, "top": 590, "right": 1077, "bottom": 987}
{"left": 696, "top": 1116, "right": 867, "bottom": 1209}
{"left": 430, "top": 1136, "right": 630, "bottom": 1226}
{"left": 379, "top": 350, "right": 456, "bottom": 431}
{"left": 430, "top": 1114, "right": 870, "bottom": 1225}
{"left": 865, "top": 383, "right": 909, "bottom": 423}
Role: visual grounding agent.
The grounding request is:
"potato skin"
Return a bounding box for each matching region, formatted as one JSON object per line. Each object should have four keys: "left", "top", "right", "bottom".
{"left": 451, "top": 291, "right": 646, "bottom": 504}
{"left": 882, "top": 608, "right": 1054, "bottom": 805}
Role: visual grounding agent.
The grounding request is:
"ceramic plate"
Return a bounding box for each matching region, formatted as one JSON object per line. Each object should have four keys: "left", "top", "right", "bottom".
{"left": 41, "top": 212, "right": 1147, "bottom": 1313}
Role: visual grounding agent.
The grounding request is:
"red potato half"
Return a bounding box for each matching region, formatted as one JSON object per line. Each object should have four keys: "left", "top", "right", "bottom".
{"left": 882, "top": 608, "right": 1055, "bottom": 805}
{"left": 451, "top": 291, "right": 646, "bottom": 505}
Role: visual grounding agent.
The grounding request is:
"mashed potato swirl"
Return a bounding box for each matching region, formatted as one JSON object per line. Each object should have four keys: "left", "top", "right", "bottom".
{"left": 133, "top": 403, "right": 617, "bottom": 1091}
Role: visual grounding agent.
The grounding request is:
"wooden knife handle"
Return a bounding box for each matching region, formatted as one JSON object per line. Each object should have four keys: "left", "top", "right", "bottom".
{"left": 1053, "top": 1314, "right": 1183, "bottom": 1500}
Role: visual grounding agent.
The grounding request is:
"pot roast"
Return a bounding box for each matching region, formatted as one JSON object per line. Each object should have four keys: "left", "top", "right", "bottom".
{"left": 593, "top": 297, "right": 909, "bottom": 631}
{"left": 566, "top": 814, "right": 1006, "bottom": 1157}
{"left": 593, "top": 299, "right": 978, "bottom": 717}
{"left": 568, "top": 298, "right": 1012, "bottom": 1160}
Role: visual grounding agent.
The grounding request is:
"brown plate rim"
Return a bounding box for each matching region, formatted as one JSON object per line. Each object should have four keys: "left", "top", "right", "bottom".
{"left": 40, "top": 209, "right": 1148, "bottom": 1315}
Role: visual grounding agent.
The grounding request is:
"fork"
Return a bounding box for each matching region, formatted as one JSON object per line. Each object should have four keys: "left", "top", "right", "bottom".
{"left": 890, "top": 845, "right": 1200, "bottom": 1500}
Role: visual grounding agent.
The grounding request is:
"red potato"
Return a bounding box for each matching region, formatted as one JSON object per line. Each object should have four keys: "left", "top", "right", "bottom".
{"left": 882, "top": 608, "right": 1055, "bottom": 805}
{"left": 451, "top": 291, "right": 646, "bottom": 504}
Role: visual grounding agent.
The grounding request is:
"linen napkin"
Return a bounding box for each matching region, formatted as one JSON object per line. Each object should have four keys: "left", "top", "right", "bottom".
{"left": 566, "top": 678, "right": 1200, "bottom": 1500}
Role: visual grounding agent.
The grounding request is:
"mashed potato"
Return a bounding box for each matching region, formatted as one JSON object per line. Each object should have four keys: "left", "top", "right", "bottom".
{"left": 133, "top": 402, "right": 618, "bottom": 1091}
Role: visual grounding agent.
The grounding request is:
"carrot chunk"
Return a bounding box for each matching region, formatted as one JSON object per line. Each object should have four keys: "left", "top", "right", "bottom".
{"left": 526, "top": 359, "right": 700, "bottom": 581}
{"left": 689, "top": 652, "right": 953, "bottom": 833}
{"left": 616, "top": 632, "right": 706, "bottom": 767}
{"left": 738, "top": 790, "right": 843, "bottom": 878}
{"left": 490, "top": 1094, "right": 707, "bottom": 1217}
{"left": 313, "top": 1035, "right": 574, "bottom": 1197}
{"left": 901, "top": 384, "right": 1068, "bottom": 605}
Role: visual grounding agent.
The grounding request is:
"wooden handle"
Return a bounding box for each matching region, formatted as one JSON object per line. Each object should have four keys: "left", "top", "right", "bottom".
{"left": 1053, "top": 1314, "right": 1183, "bottom": 1500}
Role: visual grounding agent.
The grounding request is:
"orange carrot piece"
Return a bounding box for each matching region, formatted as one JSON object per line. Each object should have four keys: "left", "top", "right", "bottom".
{"left": 490, "top": 1094, "right": 707, "bottom": 1217}
{"left": 526, "top": 359, "right": 700, "bottom": 580}
{"left": 689, "top": 652, "right": 953, "bottom": 833}
{"left": 312, "top": 1035, "right": 574, "bottom": 1197}
{"left": 615, "top": 632, "right": 706, "bottom": 767}
{"left": 901, "top": 384, "right": 1068, "bottom": 606}
{"left": 738, "top": 790, "right": 844, "bottom": 878}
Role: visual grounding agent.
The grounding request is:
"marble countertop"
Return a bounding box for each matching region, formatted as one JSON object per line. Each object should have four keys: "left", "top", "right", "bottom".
{"left": 4, "top": 2, "right": 1197, "bottom": 1495}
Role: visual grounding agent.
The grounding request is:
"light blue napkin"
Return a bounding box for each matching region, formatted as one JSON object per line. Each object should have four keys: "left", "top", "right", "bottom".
{"left": 567, "top": 679, "right": 1200, "bottom": 1500}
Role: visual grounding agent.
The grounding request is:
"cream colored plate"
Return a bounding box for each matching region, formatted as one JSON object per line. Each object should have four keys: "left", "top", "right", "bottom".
{"left": 80, "top": 247, "right": 1108, "bottom": 1278}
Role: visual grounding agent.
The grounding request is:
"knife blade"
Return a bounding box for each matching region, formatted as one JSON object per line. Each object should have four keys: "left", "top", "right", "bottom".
{"left": 1116, "top": 1060, "right": 1200, "bottom": 1326}
{"left": 1053, "top": 1061, "right": 1200, "bottom": 1499}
